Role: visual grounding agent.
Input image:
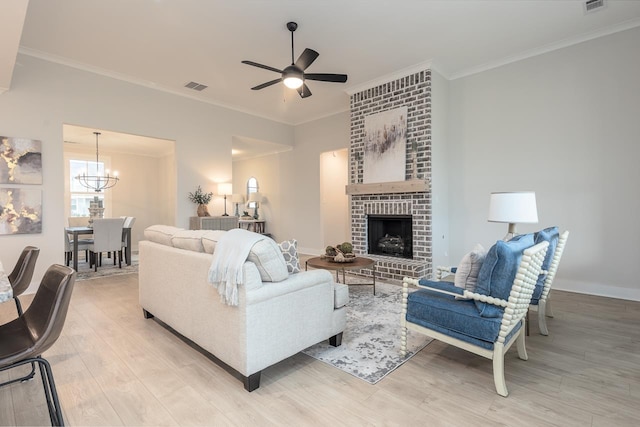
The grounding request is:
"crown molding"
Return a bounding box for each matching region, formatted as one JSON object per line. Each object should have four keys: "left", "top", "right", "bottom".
{"left": 17, "top": 47, "right": 296, "bottom": 126}
{"left": 450, "top": 17, "right": 640, "bottom": 80}
{"left": 345, "top": 59, "right": 447, "bottom": 96}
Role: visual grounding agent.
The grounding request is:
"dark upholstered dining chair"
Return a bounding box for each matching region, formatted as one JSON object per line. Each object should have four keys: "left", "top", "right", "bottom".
{"left": 7, "top": 246, "right": 40, "bottom": 316}
{"left": 0, "top": 264, "right": 76, "bottom": 426}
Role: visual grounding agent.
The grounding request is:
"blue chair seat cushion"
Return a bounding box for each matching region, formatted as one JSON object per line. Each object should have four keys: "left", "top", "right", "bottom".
{"left": 406, "top": 289, "right": 521, "bottom": 350}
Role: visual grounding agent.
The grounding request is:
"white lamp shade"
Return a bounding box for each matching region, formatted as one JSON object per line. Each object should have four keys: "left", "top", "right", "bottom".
{"left": 217, "top": 183, "right": 232, "bottom": 196}
{"left": 248, "top": 192, "right": 263, "bottom": 202}
{"left": 488, "top": 192, "right": 539, "bottom": 224}
{"left": 231, "top": 193, "right": 244, "bottom": 203}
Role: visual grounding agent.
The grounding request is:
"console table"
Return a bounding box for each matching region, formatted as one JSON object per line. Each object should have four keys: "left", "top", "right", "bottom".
{"left": 238, "top": 219, "right": 266, "bottom": 234}
{"left": 189, "top": 216, "right": 238, "bottom": 231}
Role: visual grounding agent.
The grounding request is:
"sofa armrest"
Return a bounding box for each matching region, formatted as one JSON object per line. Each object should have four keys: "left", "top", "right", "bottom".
{"left": 245, "top": 269, "right": 335, "bottom": 305}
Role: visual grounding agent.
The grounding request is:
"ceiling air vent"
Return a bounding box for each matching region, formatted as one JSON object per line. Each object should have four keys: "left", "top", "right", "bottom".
{"left": 184, "top": 81, "right": 208, "bottom": 91}
{"left": 584, "top": 0, "right": 606, "bottom": 14}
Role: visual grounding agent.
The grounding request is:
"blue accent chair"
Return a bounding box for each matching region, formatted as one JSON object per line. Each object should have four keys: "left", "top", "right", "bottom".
{"left": 528, "top": 229, "right": 569, "bottom": 335}
{"left": 401, "top": 239, "right": 549, "bottom": 397}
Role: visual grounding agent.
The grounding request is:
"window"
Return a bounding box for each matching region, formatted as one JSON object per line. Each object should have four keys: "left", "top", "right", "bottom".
{"left": 69, "top": 159, "right": 105, "bottom": 217}
{"left": 247, "top": 177, "right": 259, "bottom": 208}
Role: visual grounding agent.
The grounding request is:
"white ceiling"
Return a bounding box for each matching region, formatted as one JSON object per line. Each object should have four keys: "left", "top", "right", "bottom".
{"left": 4, "top": 0, "right": 640, "bottom": 128}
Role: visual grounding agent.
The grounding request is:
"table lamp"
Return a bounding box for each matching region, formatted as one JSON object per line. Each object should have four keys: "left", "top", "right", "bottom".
{"left": 248, "top": 192, "right": 263, "bottom": 220}
{"left": 488, "top": 191, "right": 538, "bottom": 240}
{"left": 231, "top": 194, "right": 244, "bottom": 217}
{"left": 218, "top": 183, "right": 233, "bottom": 216}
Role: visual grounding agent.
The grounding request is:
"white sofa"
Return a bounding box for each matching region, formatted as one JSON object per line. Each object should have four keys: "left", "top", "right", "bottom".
{"left": 138, "top": 225, "right": 348, "bottom": 391}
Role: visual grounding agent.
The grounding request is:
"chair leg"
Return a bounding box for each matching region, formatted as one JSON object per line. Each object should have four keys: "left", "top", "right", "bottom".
{"left": 546, "top": 299, "right": 554, "bottom": 318}
{"left": 36, "top": 357, "right": 65, "bottom": 426}
{"left": 516, "top": 323, "right": 528, "bottom": 361}
{"left": 113, "top": 251, "right": 117, "bottom": 265}
{"left": 538, "top": 301, "right": 549, "bottom": 336}
{"left": 118, "top": 250, "right": 122, "bottom": 269}
{"left": 0, "top": 360, "right": 36, "bottom": 388}
{"left": 14, "top": 296, "right": 23, "bottom": 316}
{"left": 492, "top": 342, "right": 508, "bottom": 397}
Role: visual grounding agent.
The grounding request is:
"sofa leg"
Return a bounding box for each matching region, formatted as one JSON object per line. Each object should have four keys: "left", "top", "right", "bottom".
{"left": 329, "top": 332, "right": 343, "bottom": 347}
{"left": 244, "top": 372, "right": 261, "bottom": 392}
{"left": 142, "top": 309, "right": 154, "bottom": 319}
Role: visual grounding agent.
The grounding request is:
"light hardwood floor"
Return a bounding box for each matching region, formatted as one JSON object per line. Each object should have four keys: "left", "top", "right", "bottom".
{"left": 1, "top": 272, "right": 639, "bottom": 426}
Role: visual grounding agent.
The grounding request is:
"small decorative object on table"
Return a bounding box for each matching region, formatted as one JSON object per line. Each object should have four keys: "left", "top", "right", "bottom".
{"left": 188, "top": 185, "right": 213, "bottom": 217}
{"left": 323, "top": 242, "right": 356, "bottom": 263}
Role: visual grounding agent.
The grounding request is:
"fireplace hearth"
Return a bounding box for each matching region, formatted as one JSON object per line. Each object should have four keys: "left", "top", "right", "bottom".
{"left": 367, "top": 215, "right": 412, "bottom": 259}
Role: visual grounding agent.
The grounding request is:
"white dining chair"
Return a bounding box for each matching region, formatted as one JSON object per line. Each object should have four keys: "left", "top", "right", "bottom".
{"left": 88, "top": 218, "right": 125, "bottom": 272}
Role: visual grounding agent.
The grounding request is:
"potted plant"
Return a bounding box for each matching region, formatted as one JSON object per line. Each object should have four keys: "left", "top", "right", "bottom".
{"left": 188, "top": 185, "right": 213, "bottom": 217}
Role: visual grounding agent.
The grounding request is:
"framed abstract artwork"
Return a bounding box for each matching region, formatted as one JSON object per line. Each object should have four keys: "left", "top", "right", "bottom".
{"left": 0, "top": 188, "right": 42, "bottom": 235}
{"left": 0, "top": 136, "right": 43, "bottom": 184}
{"left": 363, "top": 107, "right": 407, "bottom": 184}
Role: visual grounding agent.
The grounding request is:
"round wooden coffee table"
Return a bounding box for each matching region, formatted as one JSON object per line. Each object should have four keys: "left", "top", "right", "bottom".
{"left": 305, "top": 256, "right": 377, "bottom": 295}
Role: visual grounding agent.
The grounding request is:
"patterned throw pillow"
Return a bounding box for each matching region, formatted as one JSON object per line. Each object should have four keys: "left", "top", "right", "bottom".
{"left": 454, "top": 243, "right": 487, "bottom": 292}
{"left": 278, "top": 239, "right": 301, "bottom": 274}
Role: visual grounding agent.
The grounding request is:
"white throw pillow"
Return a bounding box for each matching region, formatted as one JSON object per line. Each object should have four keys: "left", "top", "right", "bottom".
{"left": 201, "top": 230, "right": 227, "bottom": 254}
{"left": 247, "top": 239, "right": 289, "bottom": 282}
{"left": 454, "top": 244, "right": 487, "bottom": 292}
{"left": 278, "top": 239, "right": 301, "bottom": 274}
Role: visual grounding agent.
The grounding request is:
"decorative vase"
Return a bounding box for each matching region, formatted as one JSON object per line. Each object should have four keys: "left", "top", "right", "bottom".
{"left": 197, "top": 204, "right": 210, "bottom": 217}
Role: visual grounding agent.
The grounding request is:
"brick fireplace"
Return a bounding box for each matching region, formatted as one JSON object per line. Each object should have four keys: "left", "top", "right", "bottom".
{"left": 347, "top": 69, "right": 432, "bottom": 282}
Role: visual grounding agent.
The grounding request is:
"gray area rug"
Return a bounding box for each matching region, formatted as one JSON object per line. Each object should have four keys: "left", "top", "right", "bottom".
{"left": 302, "top": 280, "right": 432, "bottom": 384}
{"left": 75, "top": 253, "right": 138, "bottom": 281}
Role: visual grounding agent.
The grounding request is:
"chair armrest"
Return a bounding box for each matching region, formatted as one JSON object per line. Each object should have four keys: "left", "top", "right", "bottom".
{"left": 416, "top": 278, "right": 465, "bottom": 296}
{"left": 403, "top": 277, "right": 508, "bottom": 308}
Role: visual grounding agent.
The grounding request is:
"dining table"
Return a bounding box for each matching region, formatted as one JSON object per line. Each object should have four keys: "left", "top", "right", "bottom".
{"left": 65, "top": 226, "right": 132, "bottom": 272}
{"left": 0, "top": 262, "right": 12, "bottom": 303}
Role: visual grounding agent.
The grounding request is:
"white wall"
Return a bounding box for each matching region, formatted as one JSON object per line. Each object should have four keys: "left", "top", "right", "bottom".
{"left": 430, "top": 69, "right": 451, "bottom": 274}
{"left": 0, "top": 54, "right": 292, "bottom": 287}
{"left": 232, "top": 112, "right": 349, "bottom": 253}
{"left": 447, "top": 26, "right": 640, "bottom": 300}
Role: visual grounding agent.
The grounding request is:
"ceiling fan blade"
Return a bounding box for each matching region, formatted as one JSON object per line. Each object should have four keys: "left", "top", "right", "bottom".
{"left": 295, "top": 48, "right": 319, "bottom": 71}
{"left": 251, "top": 79, "right": 282, "bottom": 90}
{"left": 241, "top": 60, "right": 282, "bottom": 74}
{"left": 304, "top": 73, "right": 348, "bottom": 83}
{"left": 297, "top": 83, "right": 312, "bottom": 98}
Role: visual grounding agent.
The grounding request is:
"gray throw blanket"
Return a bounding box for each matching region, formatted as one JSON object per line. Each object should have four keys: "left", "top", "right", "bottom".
{"left": 207, "top": 228, "right": 265, "bottom": 306}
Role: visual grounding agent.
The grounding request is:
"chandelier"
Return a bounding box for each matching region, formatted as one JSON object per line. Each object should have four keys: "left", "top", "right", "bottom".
{"left": 75, "top": 132, "right": 119, "bottom": 192}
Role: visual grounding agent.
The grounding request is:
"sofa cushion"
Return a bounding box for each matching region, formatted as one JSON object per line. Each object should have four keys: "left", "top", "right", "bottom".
{"left": 474, "top": 233, "right": 534, "bottom": 317}
{"left": 171, "top": 230, "right": 207, "bottom": 252}
{"left": 144, "top": 225, "right": 183, "bottom": 246}
{"left": 454, "top": 243, "right": 486, "bottom": 292}
{"left": 201, "top": 230, "right": 227, "bottom": 254}
{"left": 278, "top": 239, "right": 301, "bottom": 274}
{"left": 247, "top": 239, "right": 289, "bottom": 282}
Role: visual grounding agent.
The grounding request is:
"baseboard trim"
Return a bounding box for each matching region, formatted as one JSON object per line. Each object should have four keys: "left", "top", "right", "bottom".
{"left": 554, "top": 278, "right": 640, "bottom": 302}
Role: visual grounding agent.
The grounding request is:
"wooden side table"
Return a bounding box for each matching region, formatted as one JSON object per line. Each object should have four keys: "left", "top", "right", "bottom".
{"left": 305, "top": 256, "right": 377, "bottom": 295}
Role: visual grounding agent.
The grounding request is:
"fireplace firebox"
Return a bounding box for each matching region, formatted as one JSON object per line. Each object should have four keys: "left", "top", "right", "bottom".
{"left": 367, "top": 215, "right": 413, "bottom": 259}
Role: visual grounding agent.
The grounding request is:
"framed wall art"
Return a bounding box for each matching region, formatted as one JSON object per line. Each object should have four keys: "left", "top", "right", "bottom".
{"left": 363, "top": 107, "right": 407, "bottom": 184}
{"left": 0, "top": 136, "right": 43, "bottom": 184}
{"left": 0, "top": 188, "right": 42, "bottom": 235}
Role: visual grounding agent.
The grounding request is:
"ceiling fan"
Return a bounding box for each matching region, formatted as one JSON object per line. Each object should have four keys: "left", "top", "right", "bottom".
{"left": 241, "top": 22, "right": 348, "bottom": 98}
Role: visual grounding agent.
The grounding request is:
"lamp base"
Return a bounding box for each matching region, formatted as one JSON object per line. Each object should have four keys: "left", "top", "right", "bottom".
{"left": 502, "top": 223, "right": 517, "bottom": 241}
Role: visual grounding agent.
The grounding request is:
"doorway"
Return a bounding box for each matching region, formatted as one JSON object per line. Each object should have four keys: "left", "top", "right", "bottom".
{"left": 320, "top": 149, "right": 349, "bottom": 248}
{"left": 62, "top": 124, "right": 176, "bottom": 253}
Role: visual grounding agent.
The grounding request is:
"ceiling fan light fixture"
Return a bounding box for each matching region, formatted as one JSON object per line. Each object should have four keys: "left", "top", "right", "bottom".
{"left": 282, "top": 65, "right": 304, "bottom": 89}
{"left": 283, "top": 76, "right": 303, "bottom": 89}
